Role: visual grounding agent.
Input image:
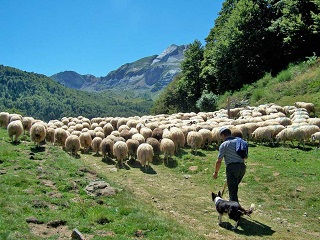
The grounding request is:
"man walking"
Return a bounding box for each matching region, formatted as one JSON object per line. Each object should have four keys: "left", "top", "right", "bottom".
{"left": 213, "top": 127, "right": 247, "bottom": 202}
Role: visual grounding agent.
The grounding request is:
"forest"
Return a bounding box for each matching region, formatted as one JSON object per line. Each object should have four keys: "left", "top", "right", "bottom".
{"left": 0, "top": 66, "right": 153, "bottom": 121}
{"left": 152, "top": 0, "right": 320, "bottom": 114}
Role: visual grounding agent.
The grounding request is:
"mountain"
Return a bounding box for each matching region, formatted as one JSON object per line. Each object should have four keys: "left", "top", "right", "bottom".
{"left": 51, "top": 44, "right": 187, "bottom": 93}
{"left": 50, "top": 71, "right": 99, "bottom": 89}
{"left": 0, "top": 65, "right": 153, "bottom": 121}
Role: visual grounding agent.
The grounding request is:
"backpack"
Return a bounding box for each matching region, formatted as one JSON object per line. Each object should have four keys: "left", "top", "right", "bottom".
{"left": 235, "top": 137, "right": 248, "bottom": 159}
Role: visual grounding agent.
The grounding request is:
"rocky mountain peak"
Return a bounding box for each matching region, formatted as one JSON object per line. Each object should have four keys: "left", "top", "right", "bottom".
{"left": 51, "top": 44, "right": 188, "bottom": 94}
{"left": 151, "top": 44, "right": 187, "bottom": 65}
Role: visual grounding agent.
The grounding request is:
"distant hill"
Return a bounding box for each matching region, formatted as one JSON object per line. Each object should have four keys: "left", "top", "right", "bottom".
{"left": 0, "top": 65, "right": 153, "bottom": 121}
{"left": 51, "top": 44, "right": 187, "bottom": 94}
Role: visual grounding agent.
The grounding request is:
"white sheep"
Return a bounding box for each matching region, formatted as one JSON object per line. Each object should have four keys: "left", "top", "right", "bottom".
{"left": 211, "top": 127, "right": 222, "bottom": 146}
{"left": 118, "top": 124, "right": 130, "bottom": 132}
{"left": 46, "top": 127, "right": 55, "bottom": 144}
{"left": 54, "top": 128, "right": 69, "bottom": 146}
{"left": 120, "top": 129, "right": 133, "bottom": 141}
{"left": 113, "top": 140, "right": 128, "bottom": 167}
{"left": 79, "top": 132, "right": 92, "bottom": 153}
{"left": 160, "top": 138, "right": 175, "bottom": 165}
{"left": 95, "top": 131, "right": 105, "bottom": 139}
{"left": 110, "top": 117, "right": 119, "bottom": 130}
{"left": 146, "top": 137, "right": 161, "bottom": 156}
{"left": 100, "top": 138, "right": 114, "bottom": 159}
{"left": 132, "top": 133, "right": 145, "bottom": 145}
{"left": 65, "top": 135, "right": 81, "bottom": 157}
{"left": 251, "top": 125, "right": 285, "bottom": 145}
{"left": 162, "top": 128, "right": 172, "bottom": 139}
{"left": 308, "top": 118, "right": 320, "bottom": 127}
{"left": 187, "top": 131, "right": 203, "bottom": 152}
{"left": 140, "top": 127, "right": 153, "bottom": 139}
{"left": 275, "top": 127, "right": 307, "bottom": 148}
{"left": 30, "top": 122, "right": 47, "bottom": 147}
{"left": 311, "top": 132, "right": 320, "bottom": 148}
{"left": 0, "top": 112, "right": 10, "bottom": 128}
{"left": 126, "top": 119, "right": 139, "bottom": 128}
{"left": 129, "top": 127, "right": 139, "bottom": 135}
{"left": 91, "top": 137, "right": 103, "bottom": 155}
{"left": 126, "top": 139, "right": 140, "bottom": 162}
{"left": 294, "top": 102, "right": 315, "bottom": 115}
{"left": 198, "top": 128, "right": 213, "bottom": 149}
{"left": 22, "top": 117, "right": 34, "bottom": 134}
{"left": 9, "top": 114, "right": 22, "bottom": 123}
{"left": 137, "top": 143, "right": 154, "bottom": 171}
{"left": 7, "top": 120, "right": 24, "bottom": 143}
{"left": 169, "top": 126, "right": 185, "bottom": 153}
{"left": 300, "top": 125, "right": 320, "bottom": 142}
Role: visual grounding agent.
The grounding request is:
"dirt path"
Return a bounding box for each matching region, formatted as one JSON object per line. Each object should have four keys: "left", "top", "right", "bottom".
{"left": 80, "top": 155, "right": 246, "bottom": 239}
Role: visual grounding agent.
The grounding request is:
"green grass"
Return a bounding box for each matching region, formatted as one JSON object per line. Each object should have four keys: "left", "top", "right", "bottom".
{"left": 0, "top": 130, "right": 204, "bottom": 240}
{"left": 0, "top": 128, "right": 320, "bottom": 239}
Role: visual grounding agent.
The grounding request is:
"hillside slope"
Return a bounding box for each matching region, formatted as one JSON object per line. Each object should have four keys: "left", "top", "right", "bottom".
{"left": 217, "top": 59, "right": 320, "bottom": 116}
{"left": 0, "top": 65, "right": 153, "bottom": 121}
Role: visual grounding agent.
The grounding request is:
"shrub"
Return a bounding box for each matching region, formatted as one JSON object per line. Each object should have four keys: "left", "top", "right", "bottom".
{"left": 196, "top": 91, "right": 218, "bottom": 112}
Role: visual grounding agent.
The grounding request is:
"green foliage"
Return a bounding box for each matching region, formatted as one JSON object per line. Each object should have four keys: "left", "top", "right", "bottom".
{"left": 201, "top": 0, "right": 320, "bottom": 95}
{"left": 275, "top": 69, "right": 293, "bottom": 82}
{"left": 195, "top": 90, "right": 218, "bottom": 112}
{"left": 151, "top": 75, "right": 182, "bottom": 114}
{"left": 0, "top": 65, "right": 153, "bottom": 121}
{"left": 305, "top": 52, "right": 318, "bottom": 66}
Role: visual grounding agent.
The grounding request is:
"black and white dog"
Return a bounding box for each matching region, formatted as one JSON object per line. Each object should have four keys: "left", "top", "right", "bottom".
{"left": 211, "top": 191, "right": 255, "bottom": 230}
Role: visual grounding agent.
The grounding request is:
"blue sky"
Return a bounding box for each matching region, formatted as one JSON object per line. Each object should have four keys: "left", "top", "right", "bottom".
{"left": 1, "top": 0, "right": 224, "bottom": 77}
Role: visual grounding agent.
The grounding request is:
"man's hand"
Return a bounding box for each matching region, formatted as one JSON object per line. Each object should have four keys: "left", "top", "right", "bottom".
{"left": 213, "top": 172, "right": 218, "bottom": 179}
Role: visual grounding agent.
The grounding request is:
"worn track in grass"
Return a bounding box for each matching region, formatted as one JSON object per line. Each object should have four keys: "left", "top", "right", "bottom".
{"left": 80, "top": 152, "right": 295, "bottom": 240}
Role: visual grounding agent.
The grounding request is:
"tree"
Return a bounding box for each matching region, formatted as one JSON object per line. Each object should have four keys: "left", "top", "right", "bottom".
{"left": 268, "top": 0, "right": 320, "bottom": 63}
{"left": 177, "top": 40, "right": 205, "bottom": 112}
{"left": 195, "top": 90, "right": 218, "bottom": 112}
{"left": 201, "top": 0, "right": 320, "bottom": 95}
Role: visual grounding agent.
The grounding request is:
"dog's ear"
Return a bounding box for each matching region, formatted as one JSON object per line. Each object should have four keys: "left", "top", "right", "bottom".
{"left": 218, "top": 191, "right": 221, "bottom": 197}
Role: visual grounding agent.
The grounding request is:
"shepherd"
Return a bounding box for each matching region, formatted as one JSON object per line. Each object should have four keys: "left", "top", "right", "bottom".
{"left": 213, "top": 127, "right": 248, "bottom": 203}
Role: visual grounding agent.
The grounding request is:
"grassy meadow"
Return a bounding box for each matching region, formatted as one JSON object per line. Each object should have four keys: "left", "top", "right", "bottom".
{"left": 0, "top": 127, "right": 319, "bottom": 240}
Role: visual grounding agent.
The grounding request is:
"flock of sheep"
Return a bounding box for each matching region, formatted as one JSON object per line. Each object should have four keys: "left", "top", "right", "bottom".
{"left": 1, "top": 101, "right": 319, "bottom": 169}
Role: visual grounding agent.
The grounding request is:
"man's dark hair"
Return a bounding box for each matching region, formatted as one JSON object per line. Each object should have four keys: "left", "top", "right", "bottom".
{"left": 220, "top": 128, "right": 232, "bottom": 136}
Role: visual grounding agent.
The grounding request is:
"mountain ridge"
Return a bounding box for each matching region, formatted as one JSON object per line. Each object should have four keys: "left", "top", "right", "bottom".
{"left": 51, "top": 44, "right": 187, "bottom": 93}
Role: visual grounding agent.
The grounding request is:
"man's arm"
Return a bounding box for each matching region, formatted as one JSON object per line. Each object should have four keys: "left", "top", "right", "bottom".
{"left": 213, "top": 157, "right": 223, "bottom": 179}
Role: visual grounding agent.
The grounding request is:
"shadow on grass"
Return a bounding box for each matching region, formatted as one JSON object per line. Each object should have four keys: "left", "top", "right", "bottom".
{"left": 220, "top": 217, "right": 275, "bottom": 237}
{"left": 151, "top": 155, "right": 163, "bottom": 165}
{"left": 190, "top": 150, "right": 206, "bottom": 156}
{"left": 140, "top": 165, "right": 157, "bottom": 175}
{"left": 101, "top": 156, "right": 116, "bottom": 165}
{"left": 164, "top": 157, "right": 178, "bottom": 168}
{"left": 30, "top": 146, "right": 46, "bottom": 153}
{"left": 10, "top": 140, "right": 22, "bottom": 146}
{"left": 127, "top": 159, "right": 142, "bottom": 169}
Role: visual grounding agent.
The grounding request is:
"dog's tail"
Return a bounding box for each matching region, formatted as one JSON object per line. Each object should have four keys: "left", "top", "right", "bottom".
{"left": 245, "top": 203, "right": 255, "bottom": 216}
